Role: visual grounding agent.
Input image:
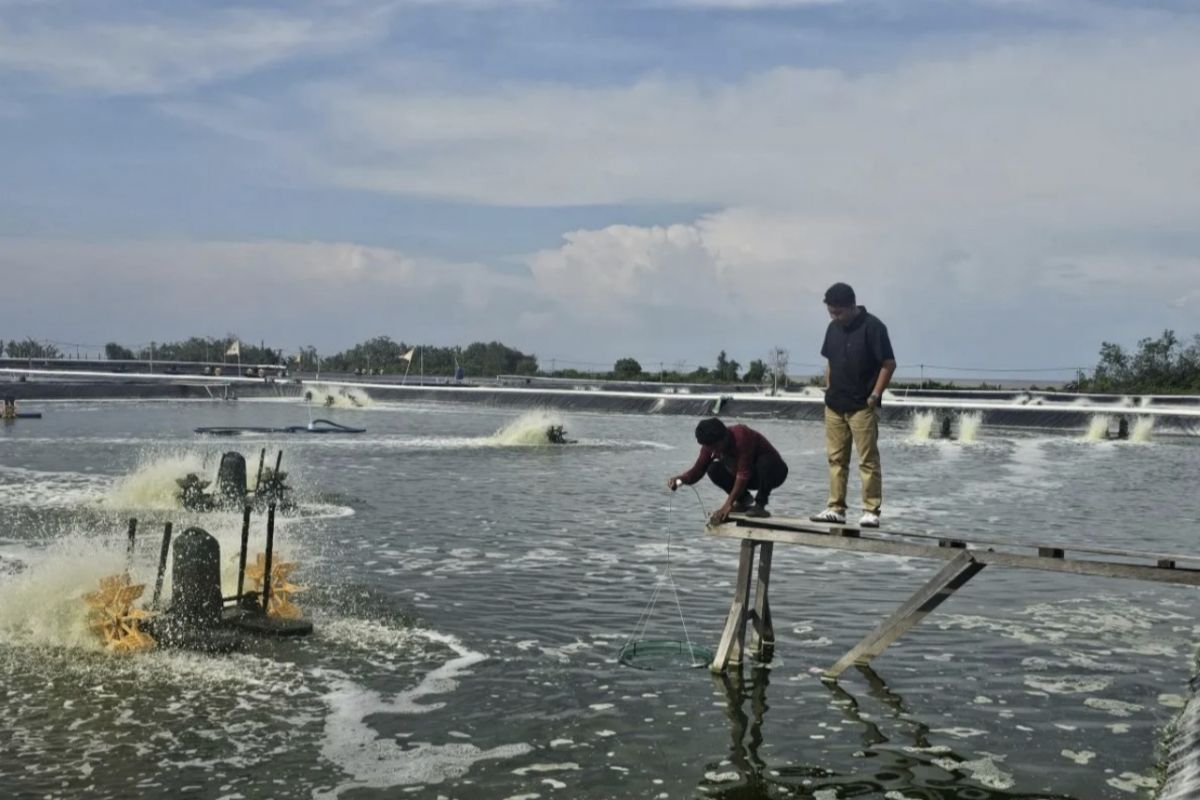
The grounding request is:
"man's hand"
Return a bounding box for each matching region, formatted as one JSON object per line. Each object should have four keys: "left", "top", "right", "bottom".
{"left": 867, "top": 392, "right": 881, "bottom": 409}
{"left": 667, "top": 477, "right": 681, "bottom": 491}
{"left": 709, "top": 503, "right": 732, "bottom": 525}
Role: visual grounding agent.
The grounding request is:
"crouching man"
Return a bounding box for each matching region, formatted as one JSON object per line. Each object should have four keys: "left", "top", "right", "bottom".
{"left": 668, "top": 417, "right": 789, "bottom": 525}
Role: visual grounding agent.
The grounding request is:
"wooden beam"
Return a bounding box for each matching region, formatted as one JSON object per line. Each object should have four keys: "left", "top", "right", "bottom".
{"left": 741, "top": 513, "right": 1200, "bottom": 566}
{"left": 822, "top": 551, "right": 985, "bottom": 680}
{"left": 708, "top": 524, "right": 1200, "bottom": 587}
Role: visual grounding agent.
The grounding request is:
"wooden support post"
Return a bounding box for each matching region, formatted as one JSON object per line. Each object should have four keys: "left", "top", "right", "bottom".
{"left": 823, "top": 550, "right": 984, "bottom": 681}
{"left": 125, "top": 518, "right": 138, "bottom": 566}
{"left": 151, "top": 522, "right": 173, "bottom": 610}
{"left": 711, "top": 540, "right": 757, "bottom": 673}
{"left": 748, "top": 542, "right": 774, "bottom": 660}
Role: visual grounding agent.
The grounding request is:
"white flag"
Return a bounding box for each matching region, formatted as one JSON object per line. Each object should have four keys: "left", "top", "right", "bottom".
{"left": 226, "top": 340, "right": 240, "bottom": 357}
{"left": 399, "top": 347, "right": 415, "bottom": 363}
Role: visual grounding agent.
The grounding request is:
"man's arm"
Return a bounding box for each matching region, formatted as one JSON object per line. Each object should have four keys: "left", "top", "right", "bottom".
{"left": 710, "top": 473, "right": 750, "bottom": 525}
{"left": 824, "top": 362, "right": 831, "bottom": 389}
{"left": 868, "top": 360, "right": 897, "bottom": 407}
{"left": 671, "top": 447, "right": 712, "bottom": 488}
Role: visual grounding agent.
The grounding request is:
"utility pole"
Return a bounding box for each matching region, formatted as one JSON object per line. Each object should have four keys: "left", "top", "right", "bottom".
{"left": 150, "top": 341, "right": 155, "bottom": 373}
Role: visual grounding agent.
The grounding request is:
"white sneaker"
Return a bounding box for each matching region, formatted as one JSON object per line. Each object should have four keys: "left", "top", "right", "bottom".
{"left": 810, "top": 507, "right": 846, "bottom": 524}
{"left": 859, "top": 511, "right": 880, "bottom": 528}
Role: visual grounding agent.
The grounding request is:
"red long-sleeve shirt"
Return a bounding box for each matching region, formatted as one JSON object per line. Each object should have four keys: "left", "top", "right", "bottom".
{"left": 678, "top": 424, "right": 781, "bottom": 484}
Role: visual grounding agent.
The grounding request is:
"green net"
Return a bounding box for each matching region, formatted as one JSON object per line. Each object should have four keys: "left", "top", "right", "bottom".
{"left": 618, "top": 639, "right": 714, "bottom": 671}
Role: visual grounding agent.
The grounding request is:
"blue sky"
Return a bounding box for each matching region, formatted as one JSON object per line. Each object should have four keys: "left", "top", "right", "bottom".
{"left": 2, "top": 0, "right": 1199, "bottom": 377}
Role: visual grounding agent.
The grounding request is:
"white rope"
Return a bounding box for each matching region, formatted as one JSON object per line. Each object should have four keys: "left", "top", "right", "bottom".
{"left": 622, "top": 488, "right": 706, "bottom": 666}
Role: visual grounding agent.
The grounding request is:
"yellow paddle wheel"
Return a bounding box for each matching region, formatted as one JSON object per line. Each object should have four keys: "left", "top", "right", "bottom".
{"left": 244, "top": 553, "right": 306, "bottom": 619}
{"left": 84, "top": 573, "right": 156, "bottom": 652}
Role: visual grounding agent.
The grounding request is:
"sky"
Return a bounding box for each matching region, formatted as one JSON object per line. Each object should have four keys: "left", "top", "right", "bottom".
{"left": 1, "top": 0, "right": 1198, "bottom": 378}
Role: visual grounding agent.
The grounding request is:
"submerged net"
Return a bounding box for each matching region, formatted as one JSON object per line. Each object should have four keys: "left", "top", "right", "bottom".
{"left": 618, "top": 639, "right": 713, "bottom": 671}
{"left": 619, "top": 488, "right": 711, "bottom": 671}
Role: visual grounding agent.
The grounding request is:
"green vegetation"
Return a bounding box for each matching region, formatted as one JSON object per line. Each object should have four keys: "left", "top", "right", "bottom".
{"left": 598, "top": 351, "right": 781, "bottom": 385}
{"left": 1069, "top": 330, "right": 1200, "bottom": 394}
{"left": 4, "top": 332, "right": 789, "bottom": 385}
{"left": 4, "top": 338, "right": 61, "bottom": 359}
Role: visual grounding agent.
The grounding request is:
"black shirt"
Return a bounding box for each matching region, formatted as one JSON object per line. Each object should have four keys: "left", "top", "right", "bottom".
{"left": 821, "top": 307, "right": 895, "bottom": 413}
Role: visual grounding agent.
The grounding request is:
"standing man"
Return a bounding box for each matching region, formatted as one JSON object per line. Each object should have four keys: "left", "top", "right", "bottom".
{"left": 811, "top": 282, "right": 896, "bottom": 528}
{"left": 669, "top": 417, "right": 789, "bottom": 525}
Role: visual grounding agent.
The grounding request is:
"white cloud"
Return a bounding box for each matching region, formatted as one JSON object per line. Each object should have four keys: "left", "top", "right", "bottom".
{"left": 0, "top": 6, "right": 389, "bottom": 94}
{"left": 204, "top": 25, "right": 1196, "bottom": 229}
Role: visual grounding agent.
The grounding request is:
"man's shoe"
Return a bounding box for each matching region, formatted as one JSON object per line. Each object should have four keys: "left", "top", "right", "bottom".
{"left": 859, "top": 511, "right": 880, "bottom": 528}
{"left": 810, "top": 507, "right": 846, "bottom": 523}
{"left": 731, "top": 498, "right": 754, "bottom": 513}
{"left": 744, "top": 504, "right": 771, "bottom": 518}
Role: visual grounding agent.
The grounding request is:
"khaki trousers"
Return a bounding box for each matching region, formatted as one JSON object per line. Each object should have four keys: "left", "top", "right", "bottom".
{"left": 824, "top": 406, "right": 882, "bottom": 514}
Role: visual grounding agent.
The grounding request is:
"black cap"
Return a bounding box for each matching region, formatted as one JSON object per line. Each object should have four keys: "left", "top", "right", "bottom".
{"left": 823, "top": 282, "right": 856, "bottom": 306}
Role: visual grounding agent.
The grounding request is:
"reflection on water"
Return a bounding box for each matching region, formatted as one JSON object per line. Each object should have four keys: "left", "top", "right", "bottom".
{"left": 707, "top": 665, "right": 1075, "bottom": 799}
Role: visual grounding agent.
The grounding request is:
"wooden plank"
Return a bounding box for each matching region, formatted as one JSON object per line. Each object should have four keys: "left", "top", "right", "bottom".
{"left": 748, "top": 542, "right": 774, "bottom": 659}
{"left": 708, "top": 525, "right": 1200, "bottom": 587}
{"left": 736, "top": 513, "right": 1200, "bottom": 565}
{"left": 711, "top": 540, "right": 757, "bottom": 673}
{"left": 822, "top": 551, "right": 985, "bottom": 680}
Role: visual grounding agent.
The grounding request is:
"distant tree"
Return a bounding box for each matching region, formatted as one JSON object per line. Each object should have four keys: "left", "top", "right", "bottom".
{"left": 743, "top": 359, "right": 767, "bottom": 384}
{"left": 6, "top": 338, "right": 61, "bottom": 359}
{"left": 105, "top": 342, "right": 135, "bottom": 360}
{"left": 293, "top": 345, "right": 319, "bottom": 372}
{"left": 612, "top": 357, "right": 643, "bottom": 380}
{"left": 714, "top": 350, "right": 740, "bottom": 382}
{"left": 1069, "top": 329, "right": 1200, "bottom": 393}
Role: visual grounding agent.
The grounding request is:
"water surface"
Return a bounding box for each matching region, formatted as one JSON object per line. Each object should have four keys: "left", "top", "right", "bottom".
{"left": 1, "top": 399, "right": 1197, "bottom": 798}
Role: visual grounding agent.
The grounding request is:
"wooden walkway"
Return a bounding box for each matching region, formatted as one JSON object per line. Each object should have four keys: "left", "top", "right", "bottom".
{"left": 706, "top": 514, "right": 1200, "bottom": 680}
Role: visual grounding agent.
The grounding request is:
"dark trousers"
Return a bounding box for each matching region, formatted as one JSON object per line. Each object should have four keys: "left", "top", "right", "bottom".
{"left": 706, "top": 453, "right": 789, "bottom": 507}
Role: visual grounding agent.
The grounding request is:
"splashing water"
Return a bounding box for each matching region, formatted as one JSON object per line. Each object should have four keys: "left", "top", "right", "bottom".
{"left": 1084, "top": 415, "right": 1113, "bottom": 442}
{"left": 102, "top": 451, "right": 210, "bottom": 510}
{"left": 305, "top": 383, "right": 374, "bottom": 409}
{"left": 958, "top": 412, "right": 983, "bottom": 443}
{"left": 101, "top": 448, "right": 280, "bottom": 511}
{"left": 1131, "top": 416, "right": 1155, "bottom": 443}
{"left": 484, "top": 410, "right": 567, "bottom": 446}
{"left": 0, "top": 531, "right": 126, "bottom": 650}
{"left": 911, "top": 411, "right": 936, "bottom": 442}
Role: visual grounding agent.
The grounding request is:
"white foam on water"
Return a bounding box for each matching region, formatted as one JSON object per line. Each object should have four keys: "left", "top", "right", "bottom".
{"left": 931, "top": 755, "right": 1015, "bottom": 790}
{"left": 1131, "top": 415, "right": 1155, "bottom": 443}
{"left": 485, "top": 410, "right": 566, "bottom": 446}
{"left": 0, "top": 532, "right": 125, "bottom": 649}
{"left": 1024, "top": 676, "right": 1112, "bottom": 695}
{"left": 1061, "top": 749, "right": 1095, "bottom": 765}
{"left": 102, "top": 450, "right": 210, "bottom": 510}
{"left": 1083, "top": 414, "right": 1112, "bottom": 442}
{"left": 314, "top": 628, "right": 532, "bottom": 796}
{"left": 910, "top": 412, "right": 935, "bottom": 442}
{"left": 305, "top": 383, "right": 375, "bottom": 410}
{"left": 0, "top": 465, "right": 108, "bottom": 508}
{"left": 1084, "top": 698, "right": 1143, "bottom": 717}
{"left": 958, "top": 412, "right": 983, "bottom": 443}
{"left": 1106, "top": 771, "right": 1157, "bottom": 792}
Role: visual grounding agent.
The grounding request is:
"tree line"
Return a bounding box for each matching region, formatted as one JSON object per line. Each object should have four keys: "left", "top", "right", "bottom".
{"left": 1068, "top": 330, "right": 1200, "bottom": 394}
{"left": 1, "top": 334, "right": 791, "bottom": 384}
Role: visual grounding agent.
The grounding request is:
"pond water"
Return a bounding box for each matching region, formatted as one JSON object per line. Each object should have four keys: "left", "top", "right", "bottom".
{"left": 1, "top": 398, "right": 1197, "bottom": 799}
